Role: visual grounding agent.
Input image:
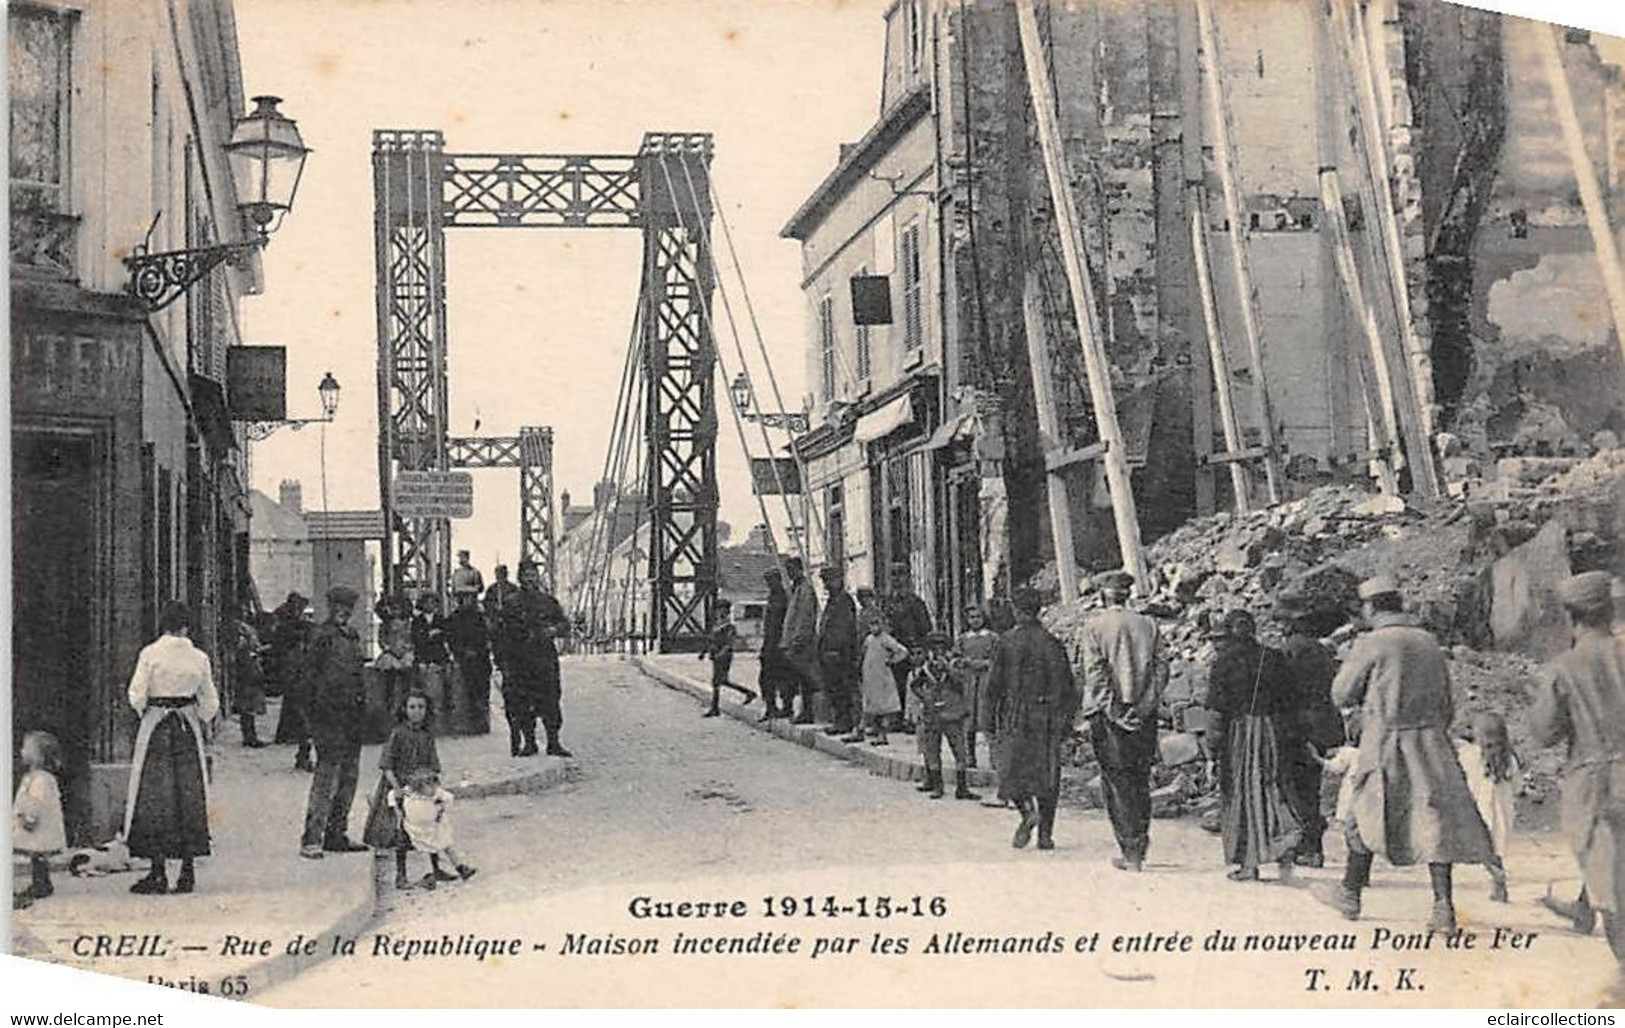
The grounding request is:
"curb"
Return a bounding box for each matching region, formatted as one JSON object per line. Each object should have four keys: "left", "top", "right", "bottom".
{"left": 233, "top": 753, "right": 573, "bottom": 1000}
{"left": 630, "top": 656, "right": 999, "bottom": 789}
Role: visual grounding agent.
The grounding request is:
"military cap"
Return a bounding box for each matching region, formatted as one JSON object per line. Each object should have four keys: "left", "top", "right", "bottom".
{"left": 326, "top": 585, "right": 360, "bottom": 608}
{"left": 1357, "top": 573, "right": 1401, "bottom": 601}
{"left": 1273, "top": 590, "right": 1312, "bottom": 617}
{"left": 1012, "top": 587, "right": 1043, "bottom": 615}
{"left": 819, "top": 564, "right": 845, "bottom": 581}
{"left": 1559, "top": 570, "right": 1615, "bottom": 613}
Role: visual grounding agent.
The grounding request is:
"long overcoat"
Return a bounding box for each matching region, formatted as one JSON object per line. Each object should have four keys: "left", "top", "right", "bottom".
{"left": 986, "top": 622, "right": 1079, "bottom": 799}
{"left": 1531, "top": 626, "right": 1625, "bottom": 913}
{"left": 1331, "top": 613, "right": 1493, "bottom": 865}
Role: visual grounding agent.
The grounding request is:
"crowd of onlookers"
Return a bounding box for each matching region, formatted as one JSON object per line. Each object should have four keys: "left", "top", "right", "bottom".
{"left": 13, "top": 550, "right": 576, "bottom": 906}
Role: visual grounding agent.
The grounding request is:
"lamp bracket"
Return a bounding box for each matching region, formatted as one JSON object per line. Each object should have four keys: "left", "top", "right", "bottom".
{"left": 124, "top": 237, "right": 264, "bottom": 313}
{"left": 243, "top": 415, "right": 331, "bottom": 442}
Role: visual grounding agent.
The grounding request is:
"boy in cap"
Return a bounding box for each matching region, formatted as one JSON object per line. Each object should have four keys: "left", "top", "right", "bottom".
{"left": 910, "top": 631, "right": 979, "bottom": 800}
{"left": 300, "top": 586, "right": 369, "bottom": 859}
{"left": 697, "top": 599, "right": 757, "bottom": 716}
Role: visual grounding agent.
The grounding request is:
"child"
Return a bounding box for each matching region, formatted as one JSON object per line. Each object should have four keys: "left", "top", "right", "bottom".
{"left": 954, "top": 606, "right": 998, "bottom": 769}
{"left": 858, "top": 609, "right": 909, "bottom": 747}
{"left": 363, "top": 691, "right": 442, "bottom": 890}
{"left": 1456, "top": 711, "right": 1517, "bottom": 903}
{"left": 392, "top": 768, "right": 477, "bottom": 889}
{"left": 910, "top": 632, "right": 979, "bottom": 800}
{"left": 14, "top": 731, "right": 66, "bottom": 909}
{"left": 1307, "top": 712, "right": 1365, "bottom": 887}
{"left": 697, "top": 599, "right": 757, "bottom": 717}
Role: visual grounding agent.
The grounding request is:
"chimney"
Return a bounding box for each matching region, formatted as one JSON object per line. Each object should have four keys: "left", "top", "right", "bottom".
{"left": 593, "top": 480, "right": 616, "bottom": 510}
{"left": 560, "top": 490, "right": 572, "bottom": 512}
{"left": 279, "top": 480, "right": 303, "bottom": 514}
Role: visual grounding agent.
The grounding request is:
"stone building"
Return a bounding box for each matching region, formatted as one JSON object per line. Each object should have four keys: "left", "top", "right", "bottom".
{"left": 10, "top": 0, "right": 277, "bottom": 840}
{"left": 783, "top": 0, "right": 1625, "bottom": 624}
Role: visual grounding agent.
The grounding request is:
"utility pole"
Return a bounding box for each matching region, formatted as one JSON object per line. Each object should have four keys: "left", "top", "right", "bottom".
{"left": 1015, "top": 0, "right": 1149, "bottom": 592}
{"left": 1193, "top": 0, "right": 1285, "bottom": 505}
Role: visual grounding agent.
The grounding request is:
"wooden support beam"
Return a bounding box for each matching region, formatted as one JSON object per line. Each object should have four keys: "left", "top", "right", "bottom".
{"left": 1170, "top": 0, "right": 1216, "bottom": 516}
{"left": 1319, "top": 167, "right": 1402, "bottom": 496}
{"left": 1334, "top": 0, "right": 1441, "bottom": 499}
{"left": 1015, "top": 0, "right": 1149, "bottom": 593}
{"left": 1022, "top": 269, "right": 1080, "bottom": 605}
{"left": 1200, "top": 445, "right": 1272, "bottom": 467}
{"left": 1189, "top": 183, "right": 1253, "bottom": 512}
{"left": 1044, "top": 440, "right": 1109, "bottom": 474}
{"left": 1530, "top": 21, "right": 1625, "bottom": 376}
{"left": 1193, "top": 0, "right": 1285, "bottom": 506}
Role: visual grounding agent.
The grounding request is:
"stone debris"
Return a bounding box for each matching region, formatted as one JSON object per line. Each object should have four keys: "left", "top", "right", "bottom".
{"left": 1035, "top": 441, "right": 1625, "bottom": 829}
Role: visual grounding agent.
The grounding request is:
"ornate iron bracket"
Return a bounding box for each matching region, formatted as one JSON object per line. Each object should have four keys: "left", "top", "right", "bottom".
{"left": 124, "top": 239, "right": 263, "bottom": 313}
{"left": 743, "top": 411, "right": 810, "bottom": 434}
{"left": 243, "top": 416, "right": 330, "bottom": 442}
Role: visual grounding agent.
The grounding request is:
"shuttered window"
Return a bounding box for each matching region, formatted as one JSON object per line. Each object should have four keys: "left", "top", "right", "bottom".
{"left": 8, "top": 4, "right": 73, "bottom": 214}
{"left": 819, "top": 294, "right": 837, "bottom": 402}
{"left": 854, "top": 264, "right": 873, "bottom": 381}
{"left": 901, "top": 221, "right": 922, "bottom": 351}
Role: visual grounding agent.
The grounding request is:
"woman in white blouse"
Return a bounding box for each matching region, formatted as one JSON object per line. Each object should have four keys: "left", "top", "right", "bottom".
{"left": 124, "top": 600, "right": 219, "bottom": 895}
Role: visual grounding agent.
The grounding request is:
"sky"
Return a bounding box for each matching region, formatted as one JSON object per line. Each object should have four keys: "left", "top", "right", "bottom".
{"left": 235, "top": 0, "right": 888, "bottom": 573}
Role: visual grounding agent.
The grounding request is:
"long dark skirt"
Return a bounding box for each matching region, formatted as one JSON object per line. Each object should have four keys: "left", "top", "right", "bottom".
{"left": 127, "top": 715, "right": 211, "bottom": 860}
{"left": 1221, "top": 714, "right": 1301, "bottom": 868}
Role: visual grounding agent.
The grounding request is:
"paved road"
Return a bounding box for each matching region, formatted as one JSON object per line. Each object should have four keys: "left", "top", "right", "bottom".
{"left": 261, "top": 656, "right": 1616, "bottom": 1008}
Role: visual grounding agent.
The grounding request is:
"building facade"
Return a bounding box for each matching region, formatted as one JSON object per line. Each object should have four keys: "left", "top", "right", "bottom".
{"left": 11, "top": 0, "right": 268, "bottom": 840}
{"left": 783, "top": 0, "right": 955, "bottom": 623}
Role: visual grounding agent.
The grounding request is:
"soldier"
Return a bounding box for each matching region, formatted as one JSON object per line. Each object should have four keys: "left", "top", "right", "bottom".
{"left": 817, "top": 565, "right": 861, "bottom": 736}
{"left": 1317, "top": 574, "right": 1493, "bottom": 933}
{"left": 1531, "top": 571, "right": 1625, "bottom": 960}
{"left": 299, "top": 586, "right": 369, "bottom": 860}
{"left": 1076, "top": 571, "right": 1167, "bottom": 871}
{"left": 445, "top": 591, "right": 493, "bottom": 734}
{"left": 781, "top": 556, "right": 822, "bottom": 725}
{"left": 883, "top": 562, "right": 934, "bottom": 730}
{"left": 450, "top": 549, "right": 485, "bottom": 601}
{"left": 497, "top": 559, "right": 573, "bottom": 757}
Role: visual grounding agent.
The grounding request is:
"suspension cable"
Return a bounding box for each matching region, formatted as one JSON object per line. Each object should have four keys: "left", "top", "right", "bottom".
{"left": 587, "top": 348, "right": 645, "bottom": 632}
{"left": 672, "top": 153, "right": 804, "bottom": 563}
{"left": 655, "top": 153, "right": 793, "bottom": 584}
{"left": 706, "top": 171, "right": 830, "bottom": 556}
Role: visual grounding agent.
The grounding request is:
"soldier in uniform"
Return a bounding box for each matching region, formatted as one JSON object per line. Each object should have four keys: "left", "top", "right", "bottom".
{"left": 299, "top": 586, "right": 369, "bottom": 860}
{"left": 497, "top": 559, "right": 574, "bottom": 758}
{"left": 445, "top": 591, "right": 493, "bottom": 735}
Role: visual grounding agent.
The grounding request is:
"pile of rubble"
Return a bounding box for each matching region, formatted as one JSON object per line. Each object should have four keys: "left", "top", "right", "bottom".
{"left": 1039, "top": 443, "right": 1625, "bottom": 825}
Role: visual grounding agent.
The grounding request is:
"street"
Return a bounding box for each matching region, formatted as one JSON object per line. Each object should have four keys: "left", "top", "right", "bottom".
{"left": 258, "top": 656, "right": 1619, "bottom": 1008}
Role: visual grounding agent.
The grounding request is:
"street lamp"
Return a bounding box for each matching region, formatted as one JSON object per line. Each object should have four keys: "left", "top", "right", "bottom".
{"left": 729, "top": 371, "right": 809, "bottom": 433}
{"left": 125, "top": 96, "right": 311, "bottom": 313}
{"left": 246, "top": 371, "right": 340, "bottom": 441}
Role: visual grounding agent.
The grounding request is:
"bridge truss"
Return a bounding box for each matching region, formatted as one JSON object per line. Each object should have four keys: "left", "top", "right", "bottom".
{"left": 372, "top": 129, "right": 718, "bottom": 650}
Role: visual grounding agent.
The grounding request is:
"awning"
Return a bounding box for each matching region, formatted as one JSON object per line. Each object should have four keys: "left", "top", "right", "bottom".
{"left": 923, "top": 411, "right": 975, "bottom": 451}
{"left": 853, "top": 393, "right": 915, "bottom": 444}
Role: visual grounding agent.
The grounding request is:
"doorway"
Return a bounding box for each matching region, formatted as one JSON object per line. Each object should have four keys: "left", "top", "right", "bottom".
{"left": 13, "top": 428, "right": 99, "bottom": 841}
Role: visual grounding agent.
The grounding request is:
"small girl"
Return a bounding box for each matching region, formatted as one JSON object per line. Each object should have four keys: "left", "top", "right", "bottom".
{"left": 363, "top": 692, "right": 442, "bottom": 890}
{"left": 1456, "top": 711, "right": 1517, "bottom": 903}
{"left": 14, "top": 731, "right": 67, "bottom": 909}
{"left": 1307, "top": 712, "right": 1363, "bottom": 882}
{"left": 954, "top": 606, "right": 998, "bottom": 770}
{"left": 392, "top": 768, "right": 477, "bottom": 889}
{"left": 857, "top": 610, "right": 909, "bottom": 747}
{"left": 697, "top": 599, "right": 757, "bottom": 717}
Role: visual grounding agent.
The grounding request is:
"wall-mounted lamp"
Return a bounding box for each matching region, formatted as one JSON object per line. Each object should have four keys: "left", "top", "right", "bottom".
{"left": 125, "top": 96, "right": 311, "bottom": 313}
{"left": 729, "top": 371, "right": 809, "bottom": 433}
{"left": 246, "top": 371, "right": 339, "bottom": 441}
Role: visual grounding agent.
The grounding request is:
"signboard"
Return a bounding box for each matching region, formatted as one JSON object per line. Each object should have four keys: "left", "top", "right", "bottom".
{"left": 850, "top": 275, "right": 893, "bottom": 326}
{"left": 227, "top": 346, "right": 287, "bottom": 421}
{"left": 392, "top": 470, "right": 475, "bottom": 519}
{"left": 749, "top": 458, "right": 802, "bottom": 496}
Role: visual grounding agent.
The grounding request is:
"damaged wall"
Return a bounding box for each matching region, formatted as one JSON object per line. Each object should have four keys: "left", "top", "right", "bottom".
{"left": 1449, "top": 17, "right": 1625, "bottom": 452}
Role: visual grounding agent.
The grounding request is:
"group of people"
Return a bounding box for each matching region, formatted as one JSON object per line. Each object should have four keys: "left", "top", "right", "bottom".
{"left": 11, "top": 551, "right": 576, "bottom": 904}
{"left": 710, "top": 555, "right": 1625, "bottom": 961}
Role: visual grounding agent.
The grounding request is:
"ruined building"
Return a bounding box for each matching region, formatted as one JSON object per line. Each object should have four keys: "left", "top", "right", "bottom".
{"left": 782, "top": 0, "right": 1625, "bottom": 629}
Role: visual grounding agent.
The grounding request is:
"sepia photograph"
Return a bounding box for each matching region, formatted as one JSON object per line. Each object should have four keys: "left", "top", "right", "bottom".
{"left": 10, "top": 0, "right": 1625, "bottom": 1010}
